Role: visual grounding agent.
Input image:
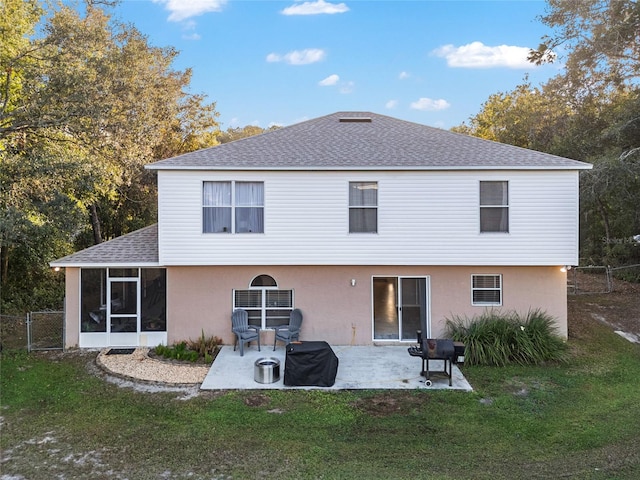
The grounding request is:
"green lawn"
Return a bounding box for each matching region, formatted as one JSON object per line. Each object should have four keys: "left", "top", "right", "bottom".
{"left": 1, "top": 314, "right": 639, "bottom": 479}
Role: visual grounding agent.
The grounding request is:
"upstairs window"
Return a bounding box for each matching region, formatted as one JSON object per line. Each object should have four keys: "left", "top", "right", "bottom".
{"left": 203, "top": 181, "right": 264, "bottom": 233}
{"left": 480, "top": 181, "right": 509, "bottom": 233}
{"left": 349, "top": 181, "right": 378, "bottom": 233}
{"left": 471, "top": 274, "right": 502, "bottom": 306}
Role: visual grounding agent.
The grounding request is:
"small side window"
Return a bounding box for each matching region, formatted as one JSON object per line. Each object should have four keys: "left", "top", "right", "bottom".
{"left": 471, "top": 274, "right": 502, "bottom": 306}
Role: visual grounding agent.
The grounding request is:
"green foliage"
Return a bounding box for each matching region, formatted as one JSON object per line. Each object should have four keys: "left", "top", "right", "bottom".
{"left": 154, "top": 341, "right": 198, "bottom": 362}
{"left": 186, "top": 329, "right": 222, "bottom": 358}
{"left": 445, "top": 309, "right": 568, "bottom": 366}
{"left": 0, "top": 0, "right": 220, "bottom": 312}
{"left": 153, "top": 332, "right": 221, "bottom": 363}
{"left": 217, "top": 124, "right": 280, "bottom": 143}
{"left": 529, "top": 0, "right": 640, "bottom": 87}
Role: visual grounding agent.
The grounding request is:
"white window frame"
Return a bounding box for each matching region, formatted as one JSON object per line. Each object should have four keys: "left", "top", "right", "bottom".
{"left": 471, "top": 274, "right": 503, "bottom": 306}
{"left": 349, "top": 181, "right": 378, "bottom": 233}
{"left": 233, "top": 275, "right": 294, "bottom": 329}
{"left": 479, "top": 180, "right": 509, "bottom": 233}
{"left": 203, "top": 181, "right": 264, "bottom": 234}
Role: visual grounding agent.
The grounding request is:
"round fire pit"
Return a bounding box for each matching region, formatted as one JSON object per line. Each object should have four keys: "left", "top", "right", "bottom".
{"left": 254, "top": 357, "right": 281, "bottom": 384}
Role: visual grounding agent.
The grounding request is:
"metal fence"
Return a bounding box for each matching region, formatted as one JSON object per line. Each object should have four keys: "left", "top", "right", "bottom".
{"left": 610, "top": 264, "right": 640, "bottom": 283}
{"left": 27, "top": 311, "right": 65, "bottom": 352}
{"left": 0, "top": 311, "right": 64, "bottom": 352}
{"left": 569, "top": 264, "right": 640, "bottom": 294}
{"left": 568, "top": 266, "right": 612, "bottom": 294}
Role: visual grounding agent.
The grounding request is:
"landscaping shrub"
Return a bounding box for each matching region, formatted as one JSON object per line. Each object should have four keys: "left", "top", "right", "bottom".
{"left": 445, "top": 309, "right": 568, "bottom": 366}
{"left": 153, "top": 332, "right": 222, "bottom": 363}
{"left": 187, "top": 330, "right": 223, "bottom": 363}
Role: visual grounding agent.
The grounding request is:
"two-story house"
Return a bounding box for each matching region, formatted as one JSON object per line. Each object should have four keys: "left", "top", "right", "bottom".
{"left": 51, "top": 112, "right": 592, "bottom": 349}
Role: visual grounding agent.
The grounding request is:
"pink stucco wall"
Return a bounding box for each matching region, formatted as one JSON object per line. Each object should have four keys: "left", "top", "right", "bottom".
{"left": 64, "top": 267, "right": 81, "bottom": 349}
{"left": 166, "top": 265, "right": 567, "bottom": 346}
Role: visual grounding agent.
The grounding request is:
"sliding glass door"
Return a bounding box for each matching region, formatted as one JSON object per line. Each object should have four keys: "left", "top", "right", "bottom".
{"left": 373, "top": 276, "right": 429, "bottom": 341}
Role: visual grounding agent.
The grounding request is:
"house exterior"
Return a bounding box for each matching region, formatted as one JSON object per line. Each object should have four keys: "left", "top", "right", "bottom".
{"left": 51, "top": 111, "right": 592, "bottom": 349}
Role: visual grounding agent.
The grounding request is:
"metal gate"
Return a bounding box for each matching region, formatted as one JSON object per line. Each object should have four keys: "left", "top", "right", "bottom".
{"left": 27, "top": 311, "right": 64, "bottom": 352}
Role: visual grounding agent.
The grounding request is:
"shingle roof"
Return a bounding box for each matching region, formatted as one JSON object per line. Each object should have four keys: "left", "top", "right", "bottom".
{"left": 50, "top": 224, "right": 158, "bottom": 267}
{"left": 147, "top": 111, "right": 591, "bottom": 171}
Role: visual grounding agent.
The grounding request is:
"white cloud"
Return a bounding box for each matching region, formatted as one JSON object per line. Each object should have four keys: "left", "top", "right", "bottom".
{"left": 410, "top": 98, "right": 450, "bottom": 111}
{"left": 266, "top": 49, "right": 326, "bottom": 65}
{"left": 281, "top": 0, "right": 349, "bottom": 16}
{"left": 398, "top": 71, "right": 410, "bottom": 80}
{"left": 432, "top": 41, "right": 534, "bottom": 69}
{"left": 339, "top": 81, "right": 354, "bottom": 94}
{"left": 153, "top": 0, "right": 227, "bottom": 22}
{"left": 182, "top": 33, "right": 201, "bottom": 40}
{"left": 319, "top": 74, "right": 340, "bottom": 86}
{"left": 385, "top": 100, "right": 398, "bottom": 109}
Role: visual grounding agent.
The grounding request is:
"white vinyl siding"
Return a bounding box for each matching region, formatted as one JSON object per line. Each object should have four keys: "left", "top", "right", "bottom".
{"left": 157, "top": 170, "right": 580, "bottom": 266}
{"left": 471, "top": 274, "right": 502, "bottom": 305}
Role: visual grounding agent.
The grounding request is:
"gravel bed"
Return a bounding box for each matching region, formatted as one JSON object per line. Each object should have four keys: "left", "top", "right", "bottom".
{"left": 96, "top": 348, "right": 210, "bottom": 384}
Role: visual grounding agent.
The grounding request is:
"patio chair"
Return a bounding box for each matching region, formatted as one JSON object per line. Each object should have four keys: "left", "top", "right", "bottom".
{"left": 231, "top": 309, "right": 261, "bottom": 356}
{"left": 273, "top": 308, "right": 303, "bottom": 350}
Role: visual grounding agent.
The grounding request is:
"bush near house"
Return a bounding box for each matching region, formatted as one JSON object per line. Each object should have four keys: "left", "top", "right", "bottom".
{"left": 153, "top": 332, "right": 223, "bottom": 363}
{"left": 446, "top": 309, "right": 568, "bottom": 366}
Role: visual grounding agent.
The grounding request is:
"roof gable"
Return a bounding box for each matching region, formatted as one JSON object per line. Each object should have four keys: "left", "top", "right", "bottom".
{"left": 147, "top": 111, "right": 591, "bottom": 171}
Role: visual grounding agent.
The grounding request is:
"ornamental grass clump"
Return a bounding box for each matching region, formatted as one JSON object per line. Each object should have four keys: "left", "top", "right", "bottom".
{"left": 445, "top": 309, "right": 568, "bottom": 366}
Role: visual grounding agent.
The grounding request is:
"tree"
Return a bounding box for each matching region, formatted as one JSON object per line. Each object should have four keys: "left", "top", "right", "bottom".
{"left": 578, "top": 91, "right": 640, "bottom": 267}
{"left": 529, "top": 0, "right": 640, "bottom": 92}
{"left": 217, "top": 124, "right": 280, "bottom": 144}
{"left": 0, "top": 0, "right": 44, "bottom": 148}
{"left": 451, "top": 80, "right": 575, "bottom": 153}
{"left": 0, "top": 0, "right": 220, "bottom": 311}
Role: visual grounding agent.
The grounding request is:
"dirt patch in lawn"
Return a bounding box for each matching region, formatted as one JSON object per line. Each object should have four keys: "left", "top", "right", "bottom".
{"left": 568, "top": 273, "right": 640, "bottom": 341}
{"left": 350, "top": 391, "right": 429, "bottom": 417}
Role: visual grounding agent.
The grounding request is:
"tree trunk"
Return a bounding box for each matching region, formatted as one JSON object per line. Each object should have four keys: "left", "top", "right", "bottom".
{"left": 89, "top": 203, "right": 103, "bottom": 245}
{"left": 0, "top": 245, "right": 9, "bottom": 286}
{"left": 596, "top": 196, "right": 611, "bottom": 247}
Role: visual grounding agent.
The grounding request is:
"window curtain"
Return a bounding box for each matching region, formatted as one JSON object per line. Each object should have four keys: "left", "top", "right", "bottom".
{"left": 203, "top": 182, "right": 232, "bottom": 233}
{"left": 349, "top": 182, "right": 378, "bottom": 233}
{"left": 480, "top": 181, "right": 508, "bottom": 232}
{"left": 235, "top": 182, "right": 264, "bottom": 233}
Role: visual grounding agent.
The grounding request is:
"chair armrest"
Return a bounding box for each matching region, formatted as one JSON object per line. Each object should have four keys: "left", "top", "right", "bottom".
{"left": 247, "top": 325, "right": 261, "bottom": 333}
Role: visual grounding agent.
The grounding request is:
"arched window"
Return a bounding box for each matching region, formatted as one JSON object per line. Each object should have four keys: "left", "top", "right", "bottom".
{"left": 234, "top": 275, "right": 293, "bottom": 329}
{"left": 250, "top": 274, "right": 277, "bottom": 288}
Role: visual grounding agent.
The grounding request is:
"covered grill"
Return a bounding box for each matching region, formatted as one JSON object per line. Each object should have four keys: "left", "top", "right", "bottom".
{"left": 284, "top": 341, "right": 339, "bottom": 387}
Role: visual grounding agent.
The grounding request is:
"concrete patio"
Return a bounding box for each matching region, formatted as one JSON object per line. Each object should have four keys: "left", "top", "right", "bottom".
{"left": 201, "top": 344, "right": 473, "bottom": 391}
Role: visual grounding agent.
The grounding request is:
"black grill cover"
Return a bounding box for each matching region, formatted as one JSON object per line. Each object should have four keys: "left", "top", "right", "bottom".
{"left": 284, "top": 341, "right": 339, "bottom": 387}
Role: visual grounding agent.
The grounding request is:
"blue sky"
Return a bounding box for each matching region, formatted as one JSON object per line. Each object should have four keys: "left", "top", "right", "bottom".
{"left": 115, "top": 0, "right": 562, "bottom": 130}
